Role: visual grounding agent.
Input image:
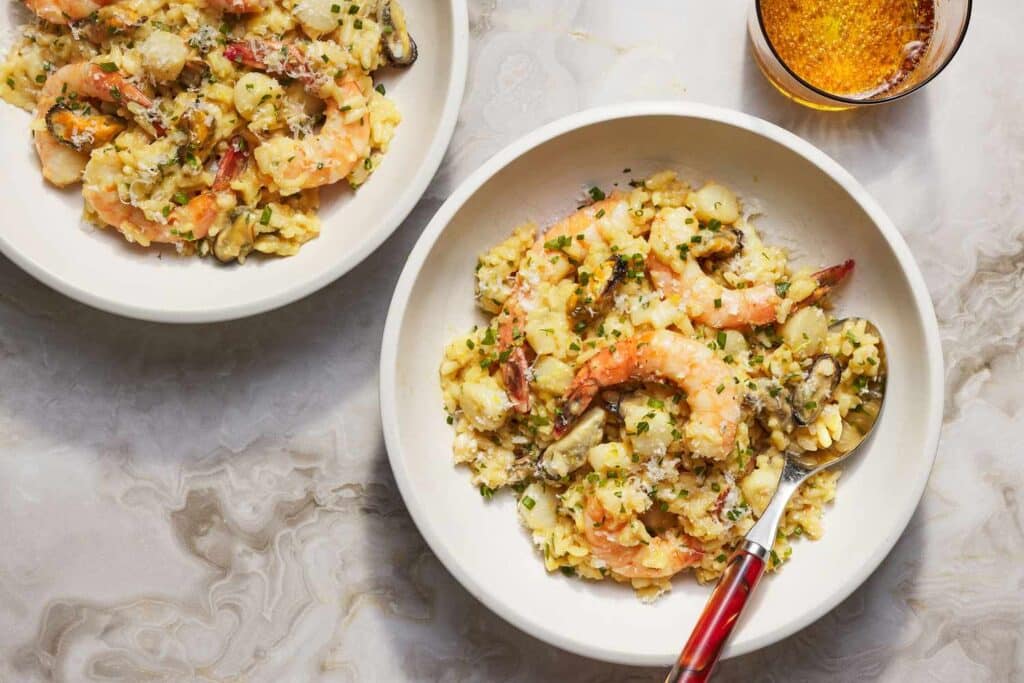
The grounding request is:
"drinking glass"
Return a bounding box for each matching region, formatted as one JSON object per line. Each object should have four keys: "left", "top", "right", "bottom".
{"left": 748, "top": 0, "right": 971, "bottom": 110}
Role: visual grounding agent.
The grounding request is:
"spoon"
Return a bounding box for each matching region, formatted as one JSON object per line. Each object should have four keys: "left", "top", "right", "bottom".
{"left": 666, "top": 320, "right": 887, "bottom": 682}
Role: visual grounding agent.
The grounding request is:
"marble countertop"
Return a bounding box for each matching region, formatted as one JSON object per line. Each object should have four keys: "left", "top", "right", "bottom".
{"left": 1, "top": 1, "right": 1021, "bottom": 681}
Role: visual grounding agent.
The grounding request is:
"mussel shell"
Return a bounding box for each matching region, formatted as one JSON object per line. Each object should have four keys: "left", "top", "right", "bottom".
{"left": 213, "top": 213, "right": 256, "bottom": 263}
{"left": 791, "top": 354, "right": 841, "bottom": 426}
{"left": 744, "top": 378, "right": 794, "bottom": 434}
{"left": 569, "top": 254, "right": 627, "bottom": 322}
{"left": 45, "top": 103, "right": 125, "bottom": 151}
{"left": 378, "top": 0, "right": 418, "bottom": 67}
{"left": 177, "top": 60, "right": 212, "bottom": 91}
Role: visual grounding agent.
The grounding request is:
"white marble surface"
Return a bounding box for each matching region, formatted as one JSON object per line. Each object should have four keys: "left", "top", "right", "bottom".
{"left": 1, "top": 1, "right": 1021, "bottom": 681}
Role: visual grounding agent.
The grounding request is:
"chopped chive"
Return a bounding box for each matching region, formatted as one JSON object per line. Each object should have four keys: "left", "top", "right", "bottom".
{"left": 172, "top": 192, "right": 188, "bottom": 206}
{"left": 98, "top": 61, "right": 118, "bottom": 73}
{"left": 374, "top": 82, "right": 385, "bottom": 95}
{"left": 521, "top": 496, "right": 536, "bottom": 510}
{"left": 588, "top": 186, "right": 605, "bottom": 201}
{"left": 259, "top": 206, "right": 272, "bottom": 225}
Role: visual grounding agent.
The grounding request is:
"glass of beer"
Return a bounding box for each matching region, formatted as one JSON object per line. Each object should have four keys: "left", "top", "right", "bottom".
{"left": 749, "top": 0, "right": 971, "bottom": 110}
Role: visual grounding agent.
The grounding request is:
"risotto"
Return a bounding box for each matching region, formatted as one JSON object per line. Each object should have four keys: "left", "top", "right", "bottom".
{"left": 0, "top": 0, "right": 415, "bottom": 262}
{"left": 440, "top": 171, "right": 886, "bottom": 600}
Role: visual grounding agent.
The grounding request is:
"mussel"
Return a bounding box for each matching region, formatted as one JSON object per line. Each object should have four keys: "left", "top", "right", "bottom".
{"left": 177, "top": 104, "right": 217, "bottom": 158}
{"left": 377, "top": 0, "right": 418, "bottom": 67}
{"left": 569, "top": 255, "right": 628, "bottom": 323}
{"left": 541, "top": 407, "right": 605, "bottom": 479}
{"left": 213, "top": 213, "right": 256, "bottom": 263}
{"left": 692, "top": 226, "right": 744, "bottom": 260}
{"left": 744, "top": 378, "right": 794, "bottom": 434}
{"left": 791, "top": 354, "right": 840, "bottom": 425}
{"left": 45, "top": 102, "right": 125, "bottom": 151}
{"left": 177, "top": 59, "right": 212, "bottom": 91}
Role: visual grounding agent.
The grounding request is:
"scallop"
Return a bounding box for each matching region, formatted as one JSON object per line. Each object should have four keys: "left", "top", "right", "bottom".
{"left": 138, "top": 30, "right": 188, "bottom": 82}
{"left": 294, "top": 0, "right": 342, "bottom": 37}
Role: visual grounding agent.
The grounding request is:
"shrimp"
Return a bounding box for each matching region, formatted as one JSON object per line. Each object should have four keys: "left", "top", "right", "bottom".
{"left": 498, "top": 196, "right": 630, "bottom": 412}
{"left": 225, "top": 40, "right": 370, "bottom": 195}
{"left": 224, "top": 40, "right": 321, "bottom": 87}
{"left": 648, "top": 207, "right": 854, "bottom": 329}
{"left": 554, "top": 329, "right": 741, "bottom": 460}
{"left": 33, "top": 62, "right": 154, "bottom": 187}
{"left": 82, "top": 137, "right": 248, "bottom": 246}
{"left": 22, "top": 0, "right": 114, "bottom": 24}
{"left": 252, "top": 80, "right": 370, "bottom": 195}
{"left": 583, "top": 496, "right": 702, "bottom": 580}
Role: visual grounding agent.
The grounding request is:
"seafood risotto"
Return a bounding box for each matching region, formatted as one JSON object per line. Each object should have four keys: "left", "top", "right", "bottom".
{"left": 440, "top": 171, "right": 886, "bottom": 600}
{"left": 0, "top": 0, "right": 416, "bottom": 262}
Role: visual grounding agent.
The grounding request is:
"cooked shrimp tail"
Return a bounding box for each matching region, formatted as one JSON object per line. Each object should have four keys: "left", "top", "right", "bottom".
{"left": 212, "top": 136, "right": 248, "bottom": 190}
{"left": 224, "top": 40, "right": 320, "bottom": 87}
{"left": 502, "top": 346, "right": 531, "bottom": 414}
{"left": 808, "top": 259, "right": 855, "bottom": 302}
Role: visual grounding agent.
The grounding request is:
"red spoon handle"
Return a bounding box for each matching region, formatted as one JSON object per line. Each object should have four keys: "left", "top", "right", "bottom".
{"left": 666, "top": 545, "right": 767, "bottom": 682}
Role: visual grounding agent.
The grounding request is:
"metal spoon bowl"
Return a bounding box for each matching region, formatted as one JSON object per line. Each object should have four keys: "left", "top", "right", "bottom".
{"left": 667, "top": 319, "right": 887, "bottom": 682}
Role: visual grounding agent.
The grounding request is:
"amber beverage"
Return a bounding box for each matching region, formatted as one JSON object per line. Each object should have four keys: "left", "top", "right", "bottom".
{"left": 748, "top": 0, "right": 971, "bottom": 110}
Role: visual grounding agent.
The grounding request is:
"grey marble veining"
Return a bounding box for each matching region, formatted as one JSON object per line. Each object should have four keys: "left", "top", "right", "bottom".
{"left": 1, "top": 1, "right": 1022, "bottom": 681}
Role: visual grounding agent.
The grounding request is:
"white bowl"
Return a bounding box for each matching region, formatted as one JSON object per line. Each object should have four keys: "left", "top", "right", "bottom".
{"left": 380, "top": 103, "right": 943, "bottom": 666}
{"left": 0, "top": 0, "right": 467, "bottom": 322}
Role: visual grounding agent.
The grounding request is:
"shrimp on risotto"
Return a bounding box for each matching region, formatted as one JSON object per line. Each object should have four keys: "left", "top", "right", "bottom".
{"left": 440, "top": 171, "right": 885, "bottom": 600}
{"left": 0, "top": 0, "right": 417, "bottom": 262}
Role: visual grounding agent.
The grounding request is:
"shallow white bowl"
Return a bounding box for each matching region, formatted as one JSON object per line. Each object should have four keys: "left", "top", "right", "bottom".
{"left": 380, "top": 103, "right": 943, "bottom": 665}
{"left": 0, "top": 0, "right": 467, "bottom": 322}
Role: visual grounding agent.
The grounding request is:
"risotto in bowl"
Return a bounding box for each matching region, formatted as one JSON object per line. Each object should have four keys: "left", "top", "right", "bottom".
{"left": 439, "top": 171, "right": 886, "bottom": 601}
{"left": 381, "top": 103, "right": 942, "bottom": 664}
{"left": 0, "top": 0, "right": 466, "bottom": 320}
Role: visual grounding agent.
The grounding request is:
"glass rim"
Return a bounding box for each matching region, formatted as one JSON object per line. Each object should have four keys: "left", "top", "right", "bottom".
{"left": 754, "top": 0, "right": 973, "bottom": 106}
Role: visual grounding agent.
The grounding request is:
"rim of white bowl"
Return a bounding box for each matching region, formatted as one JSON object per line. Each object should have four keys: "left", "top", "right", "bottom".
{"left": 0, "top": 0, "right": 469, "bottom": 324}
{"left": 380, "top": 102, "right": 944, "bottom": 666}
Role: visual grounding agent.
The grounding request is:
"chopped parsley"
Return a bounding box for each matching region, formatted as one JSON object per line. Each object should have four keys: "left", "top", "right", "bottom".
{"left": 544, "top": 234, "right": 572, "bottom": 251}
{"left": 775, "top": 281, "right": 791, "bottom": 298}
